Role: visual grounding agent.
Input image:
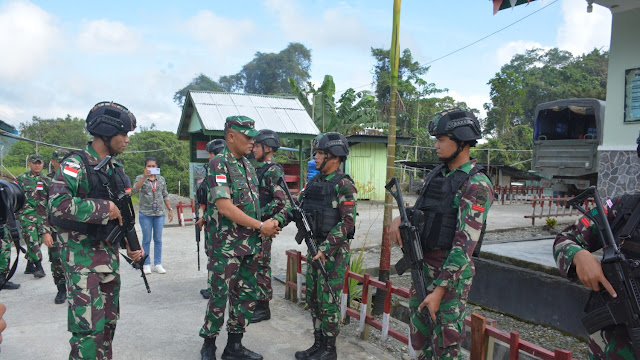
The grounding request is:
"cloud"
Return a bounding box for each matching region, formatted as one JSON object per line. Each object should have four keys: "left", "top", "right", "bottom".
{"left": 447, "top": 90, "right": 491, "bottom": 119}
{"left": 495, "top": 40, "right": 550, "bottom": 66}
{"left": 557, "top": 0, "right": 611, "bottom": 56}
{"left": 0, "top": 0, "right": 63, "bottom": 81}
{"left": 183, "top": 10, "right": 255, "bottom": 52}
{"left": 77, "top": 19, "right": 142, "bottom": 54}
{"left": 263, "top": 0, "right": 375, "bottom": 50}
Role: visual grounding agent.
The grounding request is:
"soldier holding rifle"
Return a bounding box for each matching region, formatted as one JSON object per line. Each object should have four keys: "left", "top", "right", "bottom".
{"left": 199, "top": 116, "right": 280, "bottom": 360}
{"left": 294, "top": 132, "right": 357, "bottom": 360}
{"left": 553, "top": 133, "right": 640, "bottom": 359}
{"left": 389, "top": 109, "right": 493, "bottom": 359}
{"left": 49, "top": 101, "right": 144, "bottom": 360}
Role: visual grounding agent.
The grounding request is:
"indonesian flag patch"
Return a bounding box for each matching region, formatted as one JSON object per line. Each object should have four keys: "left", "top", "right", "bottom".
{"left": 472, "top": 204, "right": 485, "bottom": 212}
{"left": 36, "top": 182, "right": 43, "bottom": 191}
{"left": 215, "top": 174, "right": 227, "bottom": 184}
{"left": 63, "top": 166, "right": 79, "bottom": 178}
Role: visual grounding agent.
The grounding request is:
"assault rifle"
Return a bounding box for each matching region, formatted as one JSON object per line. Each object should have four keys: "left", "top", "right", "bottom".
{"left": 386, "top": 177, "right": 436, "bottom": 357}
{"left": 97, "top": 156, "right": 151, "bottom": 293}
{"left": 568, "top": 186, "right": 640, "bottom": 358}
{"left": 278, "top": 175, "right": 339, "bottom": 305}
{"left": 194, "top": 194, "right": 201, "bottom": 271}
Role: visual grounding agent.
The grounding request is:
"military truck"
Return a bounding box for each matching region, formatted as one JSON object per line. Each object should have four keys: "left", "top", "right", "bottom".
{"left": 532, "top": 98, "right": 605, "bottom": 196}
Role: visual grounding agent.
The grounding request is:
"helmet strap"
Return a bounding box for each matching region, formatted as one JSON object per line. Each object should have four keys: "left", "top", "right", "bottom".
{"left": 102, "top": 136, "right": 117, "bottom": 157}
{"left": 257, "top": 143, "right": 271, "bottom": 163}
{"left": 439, "top": 140, "right": 464, "bottom": 165}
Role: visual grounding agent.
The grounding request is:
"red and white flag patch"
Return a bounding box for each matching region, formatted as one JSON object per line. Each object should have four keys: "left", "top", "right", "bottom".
{"left": 36, "top": 182, "right": 44, "bottom": 191}
{"left": 580, "top": 217, "right": 590, "bottom": 227}
{"left": 63, "top": 166, "right": 79, "bottom": 178}
{"left": 472, "top": 204, "right": 485, "bottom": 212}
{"left": 215, "top": 174, "right": 227, "bottom": 184}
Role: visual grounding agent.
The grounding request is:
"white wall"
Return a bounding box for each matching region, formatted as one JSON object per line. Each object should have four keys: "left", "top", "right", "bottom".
{"left": 601, "top": 7, "right": 640, "bottom": 150}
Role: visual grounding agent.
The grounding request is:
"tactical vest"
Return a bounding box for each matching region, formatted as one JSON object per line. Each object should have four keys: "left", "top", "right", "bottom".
{"left": 50, "top": 151, "right": 125, "bottom": 243}
{"left": 412, "top": 163, "right": 487, "bottom": 254}
{"left": 256, "top": 162, "right": 283, "bottom": 207}
{"left": 610, "top": 193, "right": 640, "bottom": 260}
{"left": 195, "top": 164, "right": 209, "bottom": 205}
{"left": 302, "top": 172, "right": 355, "bottom": 240}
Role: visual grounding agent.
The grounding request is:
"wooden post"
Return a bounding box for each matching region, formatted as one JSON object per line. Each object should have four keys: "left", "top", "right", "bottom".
{"left": 361, "top": 283, "right": 373, "bottom": 340}
{"left": 470, "top": 313, "right": 487, "bottom": 360}
{"left": 554, "top": 349, "right": 572, "bottom": 360}
{"left": 509, "top": 332, "right": 520, "bottom": 360}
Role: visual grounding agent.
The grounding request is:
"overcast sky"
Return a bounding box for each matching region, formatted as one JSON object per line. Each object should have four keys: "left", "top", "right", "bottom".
{"left": 0, "top": 0, "right": 612, "bottom": 133}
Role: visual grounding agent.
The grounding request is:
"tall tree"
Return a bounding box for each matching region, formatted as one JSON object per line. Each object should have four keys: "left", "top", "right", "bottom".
{"left": 173, "top": 74, "right": 224, "bottom": 107}
{"left": 228, "top": 42, "right": 312, "bottom": 95}
{"left": 485, "top": 47, "right": 608, "bottom": 136}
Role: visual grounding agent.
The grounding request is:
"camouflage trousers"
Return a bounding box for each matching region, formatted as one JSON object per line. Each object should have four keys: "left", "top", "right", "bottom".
{"left": 49, "top": 233, "right": 65, "bottom": 286}
{"left": 305, "top": 246, "right": 349, "bottom": 338}
{"left": 64, "top": 269, "right": 120, "bottom": 360}
{"left": 18, "top": 214, "right": 43, "bottom": 262}
{"left": 409, "top": 263, "right": 472, "bottom": 360}
{"left": 0, "top": 235, "right": 10, "bottom": 274}
{"left": 256, "top": 239, "right": 272, "bottom": 301}
{"left": 588, "top": 326, "right": 635, "bottom": 359}
{"left": 200, "top": 253, "right": 258, "bottom": 338}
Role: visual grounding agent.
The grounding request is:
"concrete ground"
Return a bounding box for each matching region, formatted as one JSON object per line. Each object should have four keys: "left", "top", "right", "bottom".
{"left": 0, "top": 199, "right": 579, "bottom": 359}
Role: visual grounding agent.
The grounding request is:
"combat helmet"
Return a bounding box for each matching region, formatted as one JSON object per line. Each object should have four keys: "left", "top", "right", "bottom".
{"left": 254, "top": 129, "right": 281, "bottom": 152}
{"left": 206, "top": 139, "right": 226, "bottom": 155}
{"left": 86, "top": 101, "right": 137, "bottom": 137}
{"left": 428, "top": 108, "right": 481, "bottom": 143}
{"left": 316, "top": 132, "right": 350, "bottom": 157}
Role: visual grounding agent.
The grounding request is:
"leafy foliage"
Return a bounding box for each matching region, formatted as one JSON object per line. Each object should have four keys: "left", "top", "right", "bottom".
{"left": 485, "top": 47, "right": 608, "bottom": 136}
{"left": 173, "top": 73, "right": 224, "bottom": 107}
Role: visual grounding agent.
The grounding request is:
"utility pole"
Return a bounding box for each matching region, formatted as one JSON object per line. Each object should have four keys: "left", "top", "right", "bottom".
{"left": 373, "top": 0, "right": 401, "bottom": 315}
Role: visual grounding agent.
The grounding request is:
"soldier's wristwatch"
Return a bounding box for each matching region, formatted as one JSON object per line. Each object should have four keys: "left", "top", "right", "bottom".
{"left": 258, "top": 222, "right": 263, "bottom": 231}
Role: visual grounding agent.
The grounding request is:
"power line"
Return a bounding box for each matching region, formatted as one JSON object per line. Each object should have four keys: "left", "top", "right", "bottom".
{"left": 425, "top": 0, "right": 560, "bottom": 66}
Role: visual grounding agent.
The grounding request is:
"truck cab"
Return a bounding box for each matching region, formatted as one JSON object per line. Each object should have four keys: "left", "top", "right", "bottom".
{"left": 532, "top": 98, "right": 605, "bottom": 195}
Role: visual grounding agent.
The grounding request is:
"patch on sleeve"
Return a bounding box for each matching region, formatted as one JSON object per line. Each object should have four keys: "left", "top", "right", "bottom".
{"left": 63, "top": 166, "right": 79, "bottom": 178}
{"left": 344, "top": 201, "right": 354, "bottom": 206}
{"left": 472, "top": 204, "right": 485, "bottom": 212}
{"left": 606, "top": 199, "right": 613, "bottom": 209}
{"left": 215, "top": 175, "right": 227, "bottom": 184}
{"left": 580, "top": 217, "right": 590, "bottom": 227}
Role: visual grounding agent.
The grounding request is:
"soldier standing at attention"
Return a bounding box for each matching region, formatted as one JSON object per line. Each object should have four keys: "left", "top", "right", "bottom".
{"left": 46, "top": 148, "right": 69, "bottom": 304}
{"left": 295, "top": 132, "right": 357, "bottom": 360}
{"left": 49, "top": 101, "right": 144, "bottom": 360}
{"left": 197, "top": 138, "right": 225, "bottom": 300}
{"left": 16, "top": 153, "right": 52, "bottom": 279}
{"left": 199, "top": 116, "right": 280, "bottom": 360}
{"left": 251, "top": 129, "right": 290, "bottom": 323}
{"left": 389, "top": 109, "right": 493, "bottom": 359}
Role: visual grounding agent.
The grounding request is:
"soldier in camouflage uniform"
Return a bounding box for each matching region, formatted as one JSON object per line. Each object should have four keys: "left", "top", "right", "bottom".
{"left": 16, "top": 153, "right": 53, "bottom": 278}
{"left": 0, "top": 180, "right": 23, "bottom": 290}
{"left": 390, "top": 109, "right": 493, "bottom": 360}
{"left": 552, "top": 133, "right": 640, "bottom": 359}
{"left": 47, "top": 148, "right": 69, "bottom": 303}
{"left": 295, "top": 132, "right": 357, "bottom": 360}
{"left": 199, "top": 116, "right": 280, "bottom": 360}
{"left": 49, "top": 101, "right": 143, "bottom": 360}
{"left": 251, "top": 129, "right": 291, "bottom": 323}
{"left": 197, "top": 138, "right": 225, "bottom": 300}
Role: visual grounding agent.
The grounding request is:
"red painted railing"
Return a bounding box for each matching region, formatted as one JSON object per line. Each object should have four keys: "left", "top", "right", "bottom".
{"left": 285, "top": 250, "right": 576, "bottom": 360}
{"left": 493, "top": 186, "right": 544, "bottom": 205}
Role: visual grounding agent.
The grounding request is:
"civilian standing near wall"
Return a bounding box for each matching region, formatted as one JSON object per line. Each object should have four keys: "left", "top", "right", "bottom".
{"left": 390, "top": 109, "right": 493, "bottom": 359}
{"left": 133, "top": 157, "right": 173, "bottom": 274}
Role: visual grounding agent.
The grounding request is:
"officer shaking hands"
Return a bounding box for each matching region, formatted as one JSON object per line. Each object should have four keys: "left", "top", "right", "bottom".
{"left": 199, "top": 116, "right": 279, "bottom": 360}
{"left": 295, "top": 132, "right": 357, "bottom": 360}
{"left": 390, "top": 109, "right": 493, "bottom": 359}
{"left": 49, "top": 101, "right": 143, "bottom": 360}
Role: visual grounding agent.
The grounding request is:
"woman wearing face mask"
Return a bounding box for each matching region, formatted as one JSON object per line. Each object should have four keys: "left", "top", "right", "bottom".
{"left": 133, "top": 157, "right": 173, "bottom": 274}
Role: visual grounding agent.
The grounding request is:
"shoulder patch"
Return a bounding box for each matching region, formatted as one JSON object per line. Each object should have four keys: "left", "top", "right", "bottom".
{"left": 63, "top": 166, "right": 79, "bottom": 178}
{"left": 216, "top": 174, "right": 227, "bottom": 184}
{"left": 472, "top": 204, "right": 485, "bottom": 212}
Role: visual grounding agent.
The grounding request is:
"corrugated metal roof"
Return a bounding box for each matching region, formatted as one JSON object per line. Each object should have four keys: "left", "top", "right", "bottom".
{"left": 190, "top": 91, "right": 319, "bottom": 136}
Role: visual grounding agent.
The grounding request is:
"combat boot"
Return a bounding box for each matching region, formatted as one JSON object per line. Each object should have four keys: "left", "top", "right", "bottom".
{"left": 0, "top": 274, "right": 20, "bottom": 290}
{"left": 24, "top": 261, "right": 36, "bottom": 274}
{"left": 54, "top": 283, "right": 66, "bottom": 304}
{"left": 295, "top": 330, "right": 324, "bottom": 360}
{"left": 200, "top": 336, "right": 217, "bottom": 360}
{"left": 200, "top": 288, "right": 211, "bottom": 299}
{"left": 33, "top": 260, "right": 46, "bottom": 278}
{"left": 221, "top": 332, "right": 262, "bottom": 360}
{"left": 251, "top": 300, "right": 270, "bottom": 323}
{"left": 308, "top": 336, "right": 336, "bottom": 360}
